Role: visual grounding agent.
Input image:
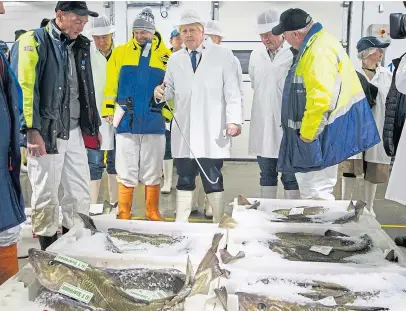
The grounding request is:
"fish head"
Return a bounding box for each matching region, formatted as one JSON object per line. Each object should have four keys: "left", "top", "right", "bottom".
{"left": 236, "top": 292, "right": 274, "bottom": 311}
{"left": 28, "top": 248, "right": 79, "bottom": 291}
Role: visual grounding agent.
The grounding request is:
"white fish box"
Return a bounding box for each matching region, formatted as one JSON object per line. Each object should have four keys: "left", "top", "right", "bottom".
{"left": 208, "top": 268, "right": 406, "bottom": 310}
{"left": 46, "top": 215, "right": 227, "bottom": 270}
{"left": 231, "top": 198, "right": 381, "bottom": 229}
{"left": 225, "top": 225, "right": 406, "bottom": 275}
{"left": 0, "top": 264, "right": 224, "bottom": 311}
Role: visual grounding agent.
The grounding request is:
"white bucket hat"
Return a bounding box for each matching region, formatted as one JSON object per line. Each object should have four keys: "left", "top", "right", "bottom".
{"left": 256, "top": 9, "right": 280, "bottom": 35}
{"left": 87, "top": 15, "right": 115, "bottom": 36}
{"left": 205, "top": 20, "right": 225, "bottom": 38}
{"left": 177, "top": 9, "right": 205, "bottom": 28}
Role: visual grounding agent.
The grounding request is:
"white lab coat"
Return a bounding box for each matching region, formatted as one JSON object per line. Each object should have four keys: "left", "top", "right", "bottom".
{"left": 90, "top": 43, "right": 115, "bottom": 150}
{"left": 386, "top": 55, "right": 406, "bottom": 205}
{"left": 360, "top": 66, "right": 392, "bottom": 164}
{"left": 164, "top": 42, "right": 242, "bottom": 159}
{"left": 248, "top": 43, "right": 293, "bottom": 158}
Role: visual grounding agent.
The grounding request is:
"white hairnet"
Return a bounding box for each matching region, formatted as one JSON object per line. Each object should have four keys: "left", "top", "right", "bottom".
{"left": 256, "top": 9, "right": 280, "bottom": 35}
{"left": 87, "top": 15, "right": 115, "bottom": 36}
{"left": 177, "top": 9, "right": 205, "bottom": 28}
{"left": 357, "top": 47, "right": 378, "bottom": 60}
{"left": 205, "top": 20, "right": 224, "bottom": 38}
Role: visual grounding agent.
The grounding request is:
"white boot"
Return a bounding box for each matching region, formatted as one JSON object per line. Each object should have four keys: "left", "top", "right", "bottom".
{"left": 204, "top": 195, "right": 213, "bottom": 218}
{"left": 175, "top": 190, "right": 193, "bottom": 222}
{"left": 161, "top": 159, "right": 173, "bottom": 194}
{"left": 342, "top": 177, "right": 357, "bottom": 200}
{"left": 206, "top": 192, "right": 225, "bottom": 224}
{"left": 192, "top": 175, "right": 204, "bottom": 212}
{"left": 261, "top": 186, "right": 278, "bottom": 199}
{"left": 284, "top": 189, "right": 301, "bottom": 200}
{"left": 364, "top": 180, "right": 377, "bottom": 217}
{"left": 107, "top": 174, "right": 118, "bottom": 204}
{"left": 90, "top": 180, "right": 101, "bottom": 204}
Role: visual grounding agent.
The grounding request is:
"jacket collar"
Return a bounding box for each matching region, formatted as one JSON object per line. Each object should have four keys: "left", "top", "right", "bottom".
{"left": 48, "top": 19, "right": 70, "bottom": 43}
{"left": 295, "top": 22, "right": 323, "bottom": 62}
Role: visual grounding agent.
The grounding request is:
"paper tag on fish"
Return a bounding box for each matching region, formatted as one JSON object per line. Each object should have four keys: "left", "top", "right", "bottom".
{"left": 127, "top": 289, "right": 168, "bottom": 301}
{"left": 309, "top": 245, "right": 333, "bottom": 255}
{"left": 55, "top": 254, "right": 89, "bottom": 271}
{"left": 59, "top": 282, "right": 94, "bottom": 304}
{"left": 289, "top": 207, "right": 304, "bottom": 215}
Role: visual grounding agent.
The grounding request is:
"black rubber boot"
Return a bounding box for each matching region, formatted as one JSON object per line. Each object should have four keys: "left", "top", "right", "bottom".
{"left": 62, "top": 226, "right": 69, "bottom": 235}
{"left": 38, "top": 233, "right": 58, "bottom": 251}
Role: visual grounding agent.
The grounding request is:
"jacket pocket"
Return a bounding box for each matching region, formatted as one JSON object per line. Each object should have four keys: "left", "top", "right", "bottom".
{"left": 292, "top": 134, "right": 323, "bottom": 170}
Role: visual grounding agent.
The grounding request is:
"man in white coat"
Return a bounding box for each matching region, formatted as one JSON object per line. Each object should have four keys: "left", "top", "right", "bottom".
{"left": 249, "top": 9, "right": 300, "bottom": 199}
{"left": 154, "top": 10, "right": 242, "bottom": 223}
{"left": 87, "top": 15, "right": 117, "bottom": 205}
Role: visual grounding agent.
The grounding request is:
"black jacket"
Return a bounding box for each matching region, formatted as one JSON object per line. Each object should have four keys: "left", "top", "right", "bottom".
{"left": 383, "top": 53, "right": 406, "bottom": 157}
{"left": 11, "top": 20, "right": 100, "bottom": 154}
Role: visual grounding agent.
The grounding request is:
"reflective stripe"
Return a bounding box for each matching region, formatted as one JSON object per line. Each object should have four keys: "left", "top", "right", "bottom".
{"left": 293, "top": 75, "right": 304, "bottom": 84}
{"left": 327, "top": 91, "right": 365, "bottom": 125}
{"left": 104, "top": 95, "right": 116, "bottom": 101}
{"left": 288, "top": 119, "right": 302, "bottom": 130}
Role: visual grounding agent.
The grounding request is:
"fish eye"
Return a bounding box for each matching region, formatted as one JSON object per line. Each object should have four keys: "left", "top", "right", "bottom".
{"left": 48, "top": 260, "right": 55, "bottom": 266}
{"left": 257, "top": 303, "right": 267, "bottom": 311}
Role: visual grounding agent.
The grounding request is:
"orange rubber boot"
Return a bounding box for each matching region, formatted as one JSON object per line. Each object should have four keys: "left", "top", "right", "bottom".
{"left": 0, "top": 244, "right": 18, "bottom": 285}
{"left": 145, "top": 184, "right": 164, "bottom": 221}
{"left": 118, "top": 183, "right": 134, "bottom": 220}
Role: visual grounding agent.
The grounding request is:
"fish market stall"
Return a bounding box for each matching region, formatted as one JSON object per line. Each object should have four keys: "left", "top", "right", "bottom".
{"left": 224, "top": 225, "right": 406, "bottom": 275}
{"left": 208, "top": 269, "right": 406, "bottom": 310}
{"left": 231, "top": 197, "right": 381, "bottom": 229}
{"left": 44, "top": 214, "right": 228, "bottom": 269}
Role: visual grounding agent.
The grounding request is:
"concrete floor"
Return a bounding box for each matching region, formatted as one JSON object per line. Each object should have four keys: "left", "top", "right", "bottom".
{"left": 19, "top": 161, "right": 406, "bottom": 240}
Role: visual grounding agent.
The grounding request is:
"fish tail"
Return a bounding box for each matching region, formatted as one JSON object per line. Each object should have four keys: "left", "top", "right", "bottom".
{"left": 77, "top": 212, "right": 98, "bottom": 232}
{"left": 214, "top": 286, "right": 229, "bottom": 311}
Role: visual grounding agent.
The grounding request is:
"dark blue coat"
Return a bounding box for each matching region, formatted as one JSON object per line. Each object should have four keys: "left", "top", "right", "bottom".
{"left": 0, "top": 51, "right": 26, "bottom": 233}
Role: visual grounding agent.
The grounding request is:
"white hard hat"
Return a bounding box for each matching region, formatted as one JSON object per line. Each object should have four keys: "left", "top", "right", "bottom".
{"left": 177, "top": 9, "right": 205, "bottom": 28}
{"left": 87, "top": 15, "right": 115, "bottom": 36}
{"left": 205, "top": 20, "right": 225, "bottom": 38}
{"left": 256, "top": 9, "right": 280, "bottom": 35}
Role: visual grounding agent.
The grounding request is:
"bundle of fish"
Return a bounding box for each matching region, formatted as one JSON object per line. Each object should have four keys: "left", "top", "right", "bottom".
{"left": 29, "top": 233, "right": 228, "bottom": 311}
{"left": 214, "top": 286, "right": 389, "bottom": 311}
{"left": 266, "top": 229, "right": 374, "bottom": 262}
{"left": 237, "top": 195, "right": 366, "bottom": 224}
{"left": 77, "top": 213, "right": 187, "bottom": 254}
{"left": 252, "top": 278, "right": 376, "bottom": 305}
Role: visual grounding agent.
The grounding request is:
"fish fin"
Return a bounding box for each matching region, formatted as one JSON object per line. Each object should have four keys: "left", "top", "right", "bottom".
{"left": 76, "top": 213, "right": 99, "bottom": 233}
{"left": 237, "top": 195, "right": 251, "bottom": 206}
{"left": 342, "top": 306, "right": 389, "bottom": 311}
{"left": 218, "top": 215, "right": 238, "bottom": 229}
{"left": 219, "top": 249, "right": 245, "bottom": 264}
{"left": 384, "top": 249, "right": 397, "bottom": 262}
{"left": 247, "top": 200, "right": 260, "bottom": 210}
{"left": 115, "top": 286, "right": 150, "bottom": 304}
{"left": 185, "top": 256, "right": 195, "bottom": 286}
{"left": 105, "top": 235, "right": 122, "bottom": 253}
{"left": 324, "top": 230, "right": 349, "bottom": 237}
{"left": 354, "top": 200, "right": 366, "bottom": 218}
{"left": 103, "top": 200, "right": 114, "bottom": 214}
{"left": 211, "top": 233, "right": 224, "bottom": 253}
{"left": 220, "top": 269, "right": 231, "bottom": 279}
{"left": 214, "top": 286, "right": 229, "bottom": 311}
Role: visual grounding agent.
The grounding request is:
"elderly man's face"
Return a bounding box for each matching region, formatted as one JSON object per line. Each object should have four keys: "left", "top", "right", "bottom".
{"left": 56, "top": 11, "right": 88, "bottom": 40}
{"left": 260, "top": 31, "right": 283, "bottom": 51}
{"left": 180, "top": 24, "right": 204, "bottom": 51}
{"left": 93, "top": 34, "right": 113, "bottom": 53}
{"left": 284, "top": 30, "right": 303, "bottom": 51}
{"left": 133, "top": 29, "right": 153, "bottom": 46}
{"left": 0, "top": 2, "right": 5, "bottom": 14}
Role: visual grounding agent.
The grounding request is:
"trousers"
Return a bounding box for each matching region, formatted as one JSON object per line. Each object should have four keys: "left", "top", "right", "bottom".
{"left": 87, "top": 139, "right": 116, "bottom": 181}
{"left": 115, "top": 133, "right": 165, "bottom": 187}
{"left": 28, "top": 127, "right": 91, "bottom": 236}
{"left": 295, "top": 165, "right": 338, "bottom": 200}
{"left": 175, "top": 158, "right": 223, "bottom": 193}
{"left": 257, "top": 156, "right": 299, "bottom": 190}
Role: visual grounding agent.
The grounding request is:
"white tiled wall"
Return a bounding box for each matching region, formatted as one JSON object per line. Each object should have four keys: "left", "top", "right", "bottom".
{"left": 0, "top": 1, "right": 106, "bottom": 45}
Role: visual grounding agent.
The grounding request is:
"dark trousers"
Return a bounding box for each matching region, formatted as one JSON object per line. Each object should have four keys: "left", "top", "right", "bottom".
{"left": 257, "top": 156, "right": 299, "bottom": 190}
{"left": 175, "top": 158, "right": 223, "bottom": 194}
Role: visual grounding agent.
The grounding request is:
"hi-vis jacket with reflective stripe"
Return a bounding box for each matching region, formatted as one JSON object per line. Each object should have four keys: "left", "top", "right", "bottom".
{"left": 102, "top": 32, "right": 171, "bottom": 135}
{"left": 277, "top": 23, "right": 380, "bottom": 174}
